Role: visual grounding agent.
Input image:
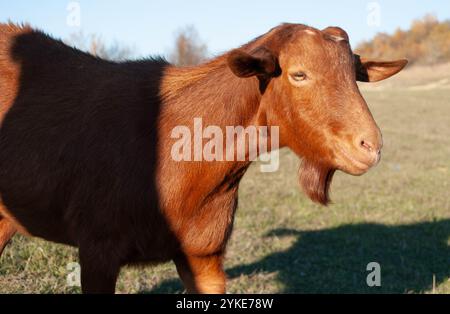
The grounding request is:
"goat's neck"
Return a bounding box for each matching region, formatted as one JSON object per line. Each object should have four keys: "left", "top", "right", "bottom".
{"left": 161, "top": 58, "right": 271, "bottom": 185}
{"left": 161, "top": 57, "right": 263, "bottom": 128}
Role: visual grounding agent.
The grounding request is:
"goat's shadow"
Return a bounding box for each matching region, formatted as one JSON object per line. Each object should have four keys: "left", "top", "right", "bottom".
{"left": 143, "top": 219, "right": 450, "bottom": 293}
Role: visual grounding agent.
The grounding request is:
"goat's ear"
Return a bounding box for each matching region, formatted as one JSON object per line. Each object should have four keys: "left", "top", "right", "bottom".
{"left": 355, "top": 54, "right": 408, "bottom": 82}
{"left": 227, "top": 47, "right": 280, "bottom": 78}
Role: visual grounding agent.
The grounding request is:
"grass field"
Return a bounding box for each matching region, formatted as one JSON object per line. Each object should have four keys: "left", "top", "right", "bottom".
{"left": 0, "top": 86, "right": 449, "bottom": 293}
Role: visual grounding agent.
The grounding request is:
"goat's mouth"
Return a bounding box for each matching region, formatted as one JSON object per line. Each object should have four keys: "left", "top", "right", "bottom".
{"left": 335, "top": 145, "right": 378, "bottom": 175}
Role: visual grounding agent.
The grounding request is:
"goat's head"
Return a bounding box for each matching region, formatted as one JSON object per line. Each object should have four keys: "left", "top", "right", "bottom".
{"left": 228, "top": 24, "right": 407, "bottom": 204}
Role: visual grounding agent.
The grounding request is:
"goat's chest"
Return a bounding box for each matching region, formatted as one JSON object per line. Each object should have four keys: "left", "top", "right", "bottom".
{"left": 166, "top": 185, "right": 240, "bottom": 256}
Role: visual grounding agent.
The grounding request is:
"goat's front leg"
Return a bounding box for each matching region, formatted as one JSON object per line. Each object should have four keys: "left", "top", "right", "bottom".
{"left": 174, "top": 253, "right": 226, "bottom": 294}
{"left": 78, "top": 245, "right": 121, "bottom": 294}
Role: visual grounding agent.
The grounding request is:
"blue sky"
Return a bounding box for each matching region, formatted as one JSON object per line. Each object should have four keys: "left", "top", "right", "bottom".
{"left": 0, "top": 0, "right": 449, "bottom": 58}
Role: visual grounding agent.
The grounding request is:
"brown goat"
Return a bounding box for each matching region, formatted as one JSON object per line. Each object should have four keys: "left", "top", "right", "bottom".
{"left": 0, "top": 22, "right": 407, "bottom": 293}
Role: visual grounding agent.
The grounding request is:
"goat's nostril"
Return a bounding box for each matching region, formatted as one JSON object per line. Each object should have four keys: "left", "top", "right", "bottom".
{"left": 360, "top": 140, "right": 373, "bottom": 152}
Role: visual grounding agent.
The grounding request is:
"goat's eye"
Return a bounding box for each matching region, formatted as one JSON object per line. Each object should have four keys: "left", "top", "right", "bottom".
{"left": 290, "top": 71, "right": 307, "bottom": 82}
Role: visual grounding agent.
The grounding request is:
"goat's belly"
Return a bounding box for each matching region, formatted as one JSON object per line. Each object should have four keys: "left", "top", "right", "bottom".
{"left": 0, "top": 135, "right": 77, "bottom": 244}
{"left": 0, "top": 194, "right": 75, "bottom": 245}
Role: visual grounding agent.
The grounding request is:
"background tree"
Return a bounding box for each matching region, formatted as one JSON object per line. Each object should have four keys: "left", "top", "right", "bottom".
{"left": 356, "top": 14, "right": 450, "bottom": 65}
{"left": 169, "top": 25, "right": 208, "bottom": 66}
{"left": 66, "top": 31, "right": 134, "bottom": 61}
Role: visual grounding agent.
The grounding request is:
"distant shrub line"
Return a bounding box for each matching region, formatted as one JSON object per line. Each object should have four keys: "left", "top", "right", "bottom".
{"left": 356, "top": 14, "right": 450, "bottom": 65}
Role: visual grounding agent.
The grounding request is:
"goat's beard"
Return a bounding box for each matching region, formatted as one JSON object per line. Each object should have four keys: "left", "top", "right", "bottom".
{"left": 299, "top": 159, "right": 336, "bottom": 206}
